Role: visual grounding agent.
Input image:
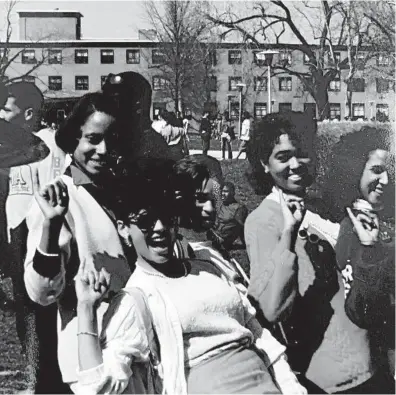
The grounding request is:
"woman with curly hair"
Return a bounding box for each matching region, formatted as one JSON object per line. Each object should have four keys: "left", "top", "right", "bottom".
{"left": 323, "top": 126, "right": 395, "bottom": 393}
{"left": 245, "top": 111, "right": 375, "bottom": 394}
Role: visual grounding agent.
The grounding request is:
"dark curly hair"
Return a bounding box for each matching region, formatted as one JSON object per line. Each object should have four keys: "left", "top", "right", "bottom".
{"left": 322, "top": 126, "right": 395, "bottom": 222}
{"left": 247, "top": 111, "right": 317, "bottom": 195}
{"left": 55, "top": 92, "right": 120, "bottom": 154}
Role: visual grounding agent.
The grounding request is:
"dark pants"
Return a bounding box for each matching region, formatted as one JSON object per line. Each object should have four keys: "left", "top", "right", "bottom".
{"left": 221, "top": 137, "right": 232, "bottom": 159}
{"left": 10, "top": 221, "right": 68, "bottom": 393}
{"left": 202, "top": 138, "right": 210, "bottom": 155}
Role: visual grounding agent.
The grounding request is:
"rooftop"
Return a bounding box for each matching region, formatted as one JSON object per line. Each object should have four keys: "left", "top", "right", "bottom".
{"left": 17, "top": 10, "right": 83, "bottom": 18}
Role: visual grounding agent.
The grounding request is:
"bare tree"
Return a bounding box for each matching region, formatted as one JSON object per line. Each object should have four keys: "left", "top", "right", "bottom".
{"left": 144, "top": 0, "right": 219, "bottom": 114}
{"left": 0, "top": 0, "right": 54, "bottom": 85}
{"left": 207, "top": 0, "right": 393, "bottom": 120}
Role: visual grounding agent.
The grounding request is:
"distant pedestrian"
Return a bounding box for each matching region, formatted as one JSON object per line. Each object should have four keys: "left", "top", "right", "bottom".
{"left": 182, "top": 113, "right": 192, "bottom": 155}
{"left": 236, "top": 111, "right": 251, "bottom": 160}
{"left": 221, "top": 117, "right": 234, "bottom": 160}
{"left": 200, "top": 110, "right": 211, "bottom": 155}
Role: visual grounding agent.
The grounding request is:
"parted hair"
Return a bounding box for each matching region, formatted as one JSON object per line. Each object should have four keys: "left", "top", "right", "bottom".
{"left": 55, "top": 92, "right": 120, "bottom": 154}
{"left": 247, "top": 111, "right": 317, "bottom": 195}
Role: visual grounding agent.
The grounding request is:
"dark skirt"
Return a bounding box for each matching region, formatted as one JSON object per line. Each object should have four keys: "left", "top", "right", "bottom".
{"left": 186, "top": 345, "right": 281, "bottom": 394}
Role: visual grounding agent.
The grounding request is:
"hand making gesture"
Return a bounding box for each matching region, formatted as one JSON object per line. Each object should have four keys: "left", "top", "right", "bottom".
{"left": 278, "top": 188, "right": 305, "bottom": 231}
{"left": 33, "top": 168, "right": 69, "bottom": 220}
{"left": 346, "top": 207, "right": 379, "bottom": 246}
{"left": 75, "top": 258, "right": 111, "bottom": 308}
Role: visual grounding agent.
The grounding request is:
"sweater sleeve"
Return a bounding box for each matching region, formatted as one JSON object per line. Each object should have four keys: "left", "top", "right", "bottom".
{"left": 246, "top": 208, "right": 298, "bottom": 323}
{"left": 74, "top": 292, "right": 151, "bottom": 395}
{"left": 344, "top": 237, "right": 394, "bottom": 329}
{"left": 24, "top": 201, "right": 71, "bottom": 306}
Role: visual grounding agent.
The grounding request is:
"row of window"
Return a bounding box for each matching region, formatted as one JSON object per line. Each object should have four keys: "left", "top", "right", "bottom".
{"left": 1, "top": 47, "right": 392, "bottom": 67}
{"left": 223, "top": 102, "right": 389, "bottom": 120}
{"left": 22, "top": 74, "right": 396, "bottom": 95}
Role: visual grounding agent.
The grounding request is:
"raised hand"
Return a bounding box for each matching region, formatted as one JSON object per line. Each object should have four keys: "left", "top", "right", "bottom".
{"left": 33, "top": 168, "right": 69, "bottom": 220}
{"left": 279, "top": 189, "right": 305, "bottom": 231}
{"left": 75, "top": 258, "right": 111, "bottom": 307}
{"left": 346, "top": 207, "right": 379, "bottom": 246}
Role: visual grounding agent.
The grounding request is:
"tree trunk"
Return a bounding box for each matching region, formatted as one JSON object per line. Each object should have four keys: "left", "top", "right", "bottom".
{"left": 314, "top": 86, "right": 330, "bottom": 121}
{"left": 345, "top": 89, "right": 352, "bottom": 119}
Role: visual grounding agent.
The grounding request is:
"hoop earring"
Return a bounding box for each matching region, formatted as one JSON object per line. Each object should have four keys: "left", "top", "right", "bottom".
{"left": 124, "top": 236, "right": 133, "bottom": 248}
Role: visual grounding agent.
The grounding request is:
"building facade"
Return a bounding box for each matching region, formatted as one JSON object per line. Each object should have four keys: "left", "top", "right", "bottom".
{"left": 1, "top": 10, "right": 394, "bottom": 123}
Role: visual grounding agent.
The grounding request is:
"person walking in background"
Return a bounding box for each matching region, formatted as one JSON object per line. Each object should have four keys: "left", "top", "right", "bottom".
{"left": 221, "top": 116, "right": 234, "bottom": 160}
{"left": 151, "top": 108, "right": 167, "bottom": 134}
{"left": 159, "top": 111, "right": 185, "bottom": 161}
{"left": 182, "top": 113, "right": 191, "bottom": 155}
{"left": 200, "top": 111, "right": 211, "bottom": 155}
{"left": 236, "top": 111, "right": 251, "bottom": 160}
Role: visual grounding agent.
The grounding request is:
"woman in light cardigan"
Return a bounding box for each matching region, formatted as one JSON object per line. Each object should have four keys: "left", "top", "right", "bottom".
{"left": 245, "top": 111, "right": 373, "bottom": 393}
{"left": 73, "top": 159, "right": 306, "bottom": 394}
{"left": 23, "top": 92, "right": 132, "bottom": 390}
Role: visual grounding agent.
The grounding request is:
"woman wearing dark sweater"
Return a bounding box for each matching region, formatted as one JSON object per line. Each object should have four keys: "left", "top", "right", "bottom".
{"left": 323, "top": 126, "right": 395, "bottom": 393}
{"left": 245, "top": 111, "right": 373, "bottom": 393}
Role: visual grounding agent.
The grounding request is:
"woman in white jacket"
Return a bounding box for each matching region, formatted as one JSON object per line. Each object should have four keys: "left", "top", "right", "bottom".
{"left": 73, "top": 159, "right": 306, "bottom": 394}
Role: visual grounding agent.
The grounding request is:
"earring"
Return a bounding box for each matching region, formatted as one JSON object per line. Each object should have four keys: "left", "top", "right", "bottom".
{"left": 124, "top": 236, "right": 132, "bottom": 247}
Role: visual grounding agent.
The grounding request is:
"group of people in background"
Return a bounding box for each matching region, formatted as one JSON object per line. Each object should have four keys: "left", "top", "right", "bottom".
{"left": 0, "top": 69, "right": 394, "bottom": 395}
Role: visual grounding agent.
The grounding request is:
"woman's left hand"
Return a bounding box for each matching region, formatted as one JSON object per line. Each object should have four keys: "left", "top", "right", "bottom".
{"left": 75, "top": 258, "right": 111, "bottom": 307}
{"left": 346, "top": 207, "right": 379, "bottom": 246}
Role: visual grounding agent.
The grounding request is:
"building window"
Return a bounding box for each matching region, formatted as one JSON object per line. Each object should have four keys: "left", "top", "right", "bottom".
{"left": 329, "top": 77, "right": 341, "bottom": 92}
{"left": 209, "top": 76, "right": 217, "bottom": 92}
{"left": 329, "top": 103, "right": 341, "bottom": 120}
{"left": 152, "top": 49, "right": 165, "bottom": 65}
{"left": 153, "top": 102, "right": 167, "bottom": 118}
{"left": 253, "top": 51, "right": 265, "bottom": 65}
{"left": 126, "top": 49, "right": 140, "bottom": 64}
{"left": 101, "top": 50, "right": 114, "bottom": 64}
{"left": 279, "top": 51, "right": 292, "bottom": 66}
{"left": 352, "top": 103, "right": 365, "bottom": 119}
{"left": 75, "top": 49, "right": 88, "bottom": 64}
{"left": 328, "top": 51, "right": 341, "bottom": 64}
{"left": 348, "top": 78, "right": 365, "bottom": 92}
{"left": 376, "top": 104, "right": 389, "bottom": 120}
{"left": 75, "top": 76, "right": 89, "bottom": 90}
{"left": 22, "top": 50, "right": 37, "bottom": 64}
{"left": 230, "top": 102, "right": 240, "bottom": 120}
{"left": 279, "top": 103, "right": 292, "bottom": 113}
{"left": 0, "top": 48, "right": 7, "bottom": 60}
{"left": 48, "top": 49, "right": 62, "bottom": 64}
{"left": 228, "top": 50, "right": 242, "bottom": 65}
{"left": 377, "top": 54, "right": 391, "bottom": 66}
{"left": 355, "top": 53, "right": 365, "bottom": 70}
{"left": 254, "top": 102, "right": 267, "bottom": 118}
{"left": 152, "top": 76, "right": 169, "bottom": 91}
{"left": 279, "top": 77, "right": 292, "bottom": 91}
{"left": 208, "top": 50, "right": 217, "bottom": 66}
{"left": 48, "top": 76, "right": 62, "bottom": 91}
{"left": 228, "top": 76, "right": 242, "bottom": 91}
{"left": 376, "top": 78, "right": 394, "bottom": 93}
{"left": 254, "top": 77, "right": 267, "bottom": 91}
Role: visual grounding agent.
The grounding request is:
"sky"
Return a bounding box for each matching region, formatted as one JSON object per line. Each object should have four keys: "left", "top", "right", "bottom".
{"left": 0, "top": 0, "right": 313, "bottom": 43}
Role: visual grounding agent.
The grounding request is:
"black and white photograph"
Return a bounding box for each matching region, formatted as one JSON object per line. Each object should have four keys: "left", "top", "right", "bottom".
{"left": 0, "top": 0, "right": 394, "bottom": 393}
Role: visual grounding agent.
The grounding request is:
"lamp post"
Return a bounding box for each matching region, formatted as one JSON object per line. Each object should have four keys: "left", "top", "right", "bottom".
{"left": 227, "top": 94, "right": 235, "bottom": 119}
{"left": 257, "top": 50, "right": 279, "bottom": 115}
{"left": 236, "top": 82, "right": 246, "bottom": 138}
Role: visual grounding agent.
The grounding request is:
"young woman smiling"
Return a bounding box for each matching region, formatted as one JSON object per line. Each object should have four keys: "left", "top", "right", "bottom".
{"left": 73, "top": 159, "right": 306, "bottom": 394}
{"left": 324, "top": 126, "right": 395, "bottom": 393}
{"left": 23, "top": 92, "right": 132, "bottom": 391}
{"left": 245, "top": 111, "right": 373, "bottom": 393}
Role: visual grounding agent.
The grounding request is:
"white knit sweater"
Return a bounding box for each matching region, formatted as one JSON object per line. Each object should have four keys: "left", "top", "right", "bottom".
{"left": 24, "top": 174, "right": 131, "bottom": 384}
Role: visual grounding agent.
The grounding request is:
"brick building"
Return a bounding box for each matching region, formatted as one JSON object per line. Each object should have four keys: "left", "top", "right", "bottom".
{"left": 1, "top": 10, "right": 394, "bottom": 123}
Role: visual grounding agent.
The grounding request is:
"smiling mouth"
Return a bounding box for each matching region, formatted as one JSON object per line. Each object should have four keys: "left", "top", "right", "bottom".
{"left": 374, "top": 188, "right": 383, "bottom": 195}
{"left": 288, "top": 174, "right": 302, "bottom": 181}
{"left": 91, "top": 159, "right": 106, "bottom": 166}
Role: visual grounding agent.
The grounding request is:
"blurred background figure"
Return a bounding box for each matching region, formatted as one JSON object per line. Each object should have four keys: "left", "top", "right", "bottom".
{"left": 207, "top": 181, "right": 248, "bottom": 251}
{"left": 236, "top": 111, "right": 251, "bottom": 160}
{"left": 200, "top": 110, "right": 211, "bottom": 155}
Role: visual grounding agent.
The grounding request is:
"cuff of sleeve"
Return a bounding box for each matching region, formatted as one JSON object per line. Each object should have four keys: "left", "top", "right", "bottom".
{"left": 32, "top": 248, "right": 62, "bottom": 279}
{"left": 77, "top": 364, "right": 106, "bottom": 386}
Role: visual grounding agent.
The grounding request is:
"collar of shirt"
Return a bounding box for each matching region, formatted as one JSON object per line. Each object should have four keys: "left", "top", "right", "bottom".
{"left": 65, "top": 163, "right": 95, "bottom": 186}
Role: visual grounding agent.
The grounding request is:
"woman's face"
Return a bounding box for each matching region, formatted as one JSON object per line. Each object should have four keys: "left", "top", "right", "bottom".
{"left": 73, "top": 111, "right": 115, "bottom": 177}
{"left": 263, "top": 134, "right": 312, "bottom": 193}
{"left": 360, "top": 149, "right": 390, "bottom": 208}
{"left": 120, "top": 210, "right": 177, "bottom": 266}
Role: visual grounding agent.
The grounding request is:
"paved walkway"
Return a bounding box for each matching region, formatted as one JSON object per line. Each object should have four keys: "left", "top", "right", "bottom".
{"left": 189, "top": 149, "right": 247, "bottom": 160}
